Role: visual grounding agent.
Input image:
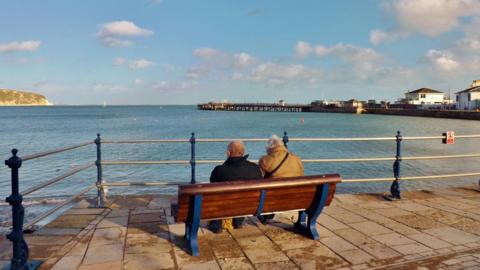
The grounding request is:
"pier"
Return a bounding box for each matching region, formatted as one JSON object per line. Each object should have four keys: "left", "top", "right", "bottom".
{"left": 197, "top": 102, "right": 310, "bottom": 112}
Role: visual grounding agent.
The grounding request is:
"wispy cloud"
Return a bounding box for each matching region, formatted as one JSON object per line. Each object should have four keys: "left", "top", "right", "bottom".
{"left": 425, "top": 49, "right": 460, "bottom": 72}
{"left": 0, "top": 40, "right": 41, "bottom": 53}
{"left": 97, "top": 21, "right": 153, "bottom": 48}
{"left": 113, "top": 57, "right": 156, "bottom": 69}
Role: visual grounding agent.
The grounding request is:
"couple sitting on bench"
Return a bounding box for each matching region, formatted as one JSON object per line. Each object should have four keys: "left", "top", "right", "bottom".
{"left": 208, "top": 134, "right": 304, "bottom": 233}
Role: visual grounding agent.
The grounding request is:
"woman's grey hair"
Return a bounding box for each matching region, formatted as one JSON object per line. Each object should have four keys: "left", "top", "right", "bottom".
{"left": 266, "top": 134, "right": 284, "bottom": 150}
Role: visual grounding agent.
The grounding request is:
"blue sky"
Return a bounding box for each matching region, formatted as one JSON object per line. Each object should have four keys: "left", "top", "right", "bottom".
{"left": 1, "top": 0, "right": 480, "bottom": 104}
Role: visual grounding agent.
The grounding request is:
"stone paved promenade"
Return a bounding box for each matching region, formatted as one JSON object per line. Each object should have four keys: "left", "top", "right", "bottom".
{"left": 1, "top": 186, "right": 480, "bottom": 269}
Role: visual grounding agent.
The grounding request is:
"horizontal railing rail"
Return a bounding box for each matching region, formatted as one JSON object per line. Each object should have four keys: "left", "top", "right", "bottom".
{"left": 22, "top": 141, "right": 93, "bottom": 161}
{"left": 102, "top": 134, "right": 480, "bottom": 143}
{"left": 101, "top": 152, "right": 480, "bottom": 165}
{"left": 21, "top": 162, "right": 95, "bottom": 196}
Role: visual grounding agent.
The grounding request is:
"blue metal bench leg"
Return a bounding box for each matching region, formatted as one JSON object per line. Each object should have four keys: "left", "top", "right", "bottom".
{"left": 187, "top": 194, "right": 202, "bottom": 256}
{"left": 306, "top": 184, "right": 330, "bottom": 240}
{"left": 294, "top": 211, "right": 307, "bottom": 229}
{"left": 184, "top": 223, "right": 190, "bottom": 240}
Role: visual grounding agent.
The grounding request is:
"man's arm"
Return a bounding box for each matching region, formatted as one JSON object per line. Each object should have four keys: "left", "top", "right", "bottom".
{"left": 210, "top": 166, "right": 219, "bottom": 183}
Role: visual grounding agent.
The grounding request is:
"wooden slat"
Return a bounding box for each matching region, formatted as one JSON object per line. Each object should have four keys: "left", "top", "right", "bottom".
{"left": 179, "top": 174, "right": 341, "bottom": 195}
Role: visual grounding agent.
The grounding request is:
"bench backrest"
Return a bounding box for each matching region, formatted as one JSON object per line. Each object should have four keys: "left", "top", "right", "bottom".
{"left": 175, "top": 174, "right": 341, "bottom": 222}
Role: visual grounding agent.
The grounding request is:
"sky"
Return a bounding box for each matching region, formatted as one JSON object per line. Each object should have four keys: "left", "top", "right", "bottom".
{"left": 1, "top": 0, "right": 480, "bottom": 105}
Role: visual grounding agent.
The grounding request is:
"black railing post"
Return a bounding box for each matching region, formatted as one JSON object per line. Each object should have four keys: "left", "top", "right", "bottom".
{"left": 190, "top": 132, "right": 196, "bottom": 184}
{"left": 386, "top": 131, "right": 402, "bottom": 200}
{"left": 5, "top": 149, "right": 42, "bottom": 270}
{"left": 283, "top": 131, "right": 289, "bottom": 148}
{"left": 95, "top": 134, "right": 105, "bottom": 207}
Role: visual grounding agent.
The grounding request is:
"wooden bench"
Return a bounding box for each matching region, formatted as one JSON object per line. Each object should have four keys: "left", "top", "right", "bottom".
{"left": 174, "top": 174, "right": 341, "bottom": 256}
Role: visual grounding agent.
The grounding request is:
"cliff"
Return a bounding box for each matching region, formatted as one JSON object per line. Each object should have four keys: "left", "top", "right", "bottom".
{"left": 0, "top": 89, "right": 51, "bottom": 106}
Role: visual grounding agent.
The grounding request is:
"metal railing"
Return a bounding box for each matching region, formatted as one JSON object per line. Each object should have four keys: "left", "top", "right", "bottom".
{"left": 3, "top": 131, "right": 480, "bottom": 269}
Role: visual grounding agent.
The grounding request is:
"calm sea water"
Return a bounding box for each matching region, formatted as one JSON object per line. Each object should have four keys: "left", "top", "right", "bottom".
{"left": 1, "top": 105, "right": 479, "bottom": 231}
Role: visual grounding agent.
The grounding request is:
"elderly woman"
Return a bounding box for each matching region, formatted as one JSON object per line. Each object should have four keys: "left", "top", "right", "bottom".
{"left": 258, "top": 135, "right": 304, "bottom": 224}
{"left": 259, "top": 135, "right": 304, "bottom": 178}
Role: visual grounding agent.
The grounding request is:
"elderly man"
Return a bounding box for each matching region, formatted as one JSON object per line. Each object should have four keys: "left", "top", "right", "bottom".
{"left": 208, "top": 140, "right": 262, "bottom": 233}
{"left": 258, "top": 134, "right": 304, "bottom": 223}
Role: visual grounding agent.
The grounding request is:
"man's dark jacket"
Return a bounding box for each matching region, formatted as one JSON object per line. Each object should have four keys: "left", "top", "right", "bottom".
{"left": 210, "top": 155, "right": 262, "bottom": 182}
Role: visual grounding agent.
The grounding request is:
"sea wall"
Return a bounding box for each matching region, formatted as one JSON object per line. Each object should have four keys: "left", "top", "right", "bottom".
{"left": 366, "top": 108, "right": 480, "bottom": 120}
{"left": 308, "top": 107, "right": 364, "bottom": 114}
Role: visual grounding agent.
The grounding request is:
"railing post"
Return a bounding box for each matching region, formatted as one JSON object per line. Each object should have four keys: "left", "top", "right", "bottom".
{"left": 190, "top": 132, "right": 196, "bottom": 184}
{"left": 283, "top": 131, "right": 289, "bottom": 148}
{"left": 386, "top": 131, "right": 402, "bottom": 200}
{"left": 283, "top": 131, "right": 307, "bottom": 225}
{"left": 95, "top": 133, "right": 105, "bottom": 207}
{"left": 5, "top": 149, "right": 42, "bottom": 269}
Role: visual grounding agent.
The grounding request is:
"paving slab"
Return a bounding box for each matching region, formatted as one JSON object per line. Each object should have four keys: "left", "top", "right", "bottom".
{"left": 330, "top": 212, "right": 368, "bottom": 223}
{"left": 372, "top": 207, "right": 412, "bottom": 217}
{"left": 216, "top": 257, "right": 253, "bottom": 270}
{"left": 359, "top": 243, "right": 402, "bottom": 260}
{"left": 380, "top": 220, "right": 421, "bottom": 235}
{"left": 318, "top": 214, "right": 349, "bottom": 231}
{"left": 348, "top": 221, "right": 393, "bottom": 236}
{"left": 82, "top": 243, "right": 124, "bottom": 265}
{"left": 50, "top": 255, "right": 83, "bottom": 270}
{"left": 64, "top": 208, "right": 105, "bottom": 215}
{"left": 395, "top": 202, "right": 434, "bottom": 212}
{"left": 285, "top": 242, "right": 348, "bottom": 269}
{"left": 90, "top": 227, "right": 126, "bottom": 246}
{"left": 242, "top": 247, "right": 290, "bottom": 264}
{"left": 320, "top": 235, "right": 358, "bottom": 253}
{"left": 96, "top": 216, "right": 128, "bottom": 228}
{"left": 371, "top": 232, "right": 416, "bottom": 246}
{"left": 407, "top": 232, "right": 452, "bottom": 249}
{"left": 391, "top": 214, "right": 443, "bottom": 230}
{"left": 254, "top": 260, "right": 300, "bottom": 270}
{"left": 390, "top": 242, "right": 432, "bottom": 255}
{"left": 339, "top": 248, "right": 375, "bottom": 265}
{"left": 423, "top": 227, "right": 480, "bottom": 245}
{"left": 124, "top": 252, "right": 175, "bottom": 269}
{"left": 78, "top": 261, "right": 122, "bottom": 270}
{"left": 334, "top": 228, "right": 378, "bottom": 246}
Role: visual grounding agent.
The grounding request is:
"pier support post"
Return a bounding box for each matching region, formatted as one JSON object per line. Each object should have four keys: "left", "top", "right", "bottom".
{"left": 95, "top": 134, "right": 106, "bottom": 207}
{"left": 385, "top": 131, "right": 402, "bottom": 200}
{"left": 190, "top": 132, "right": 196, "bottom": 184}
{"left": 5, "top": 149, "right": 42, "bottom": 270}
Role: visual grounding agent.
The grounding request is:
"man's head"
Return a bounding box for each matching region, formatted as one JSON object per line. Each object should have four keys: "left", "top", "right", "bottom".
{"left": 227, "top": 140, "right": 245, "bottom": 158}
{"left": 266, "top": 134, "right": 284, "bottom": 153}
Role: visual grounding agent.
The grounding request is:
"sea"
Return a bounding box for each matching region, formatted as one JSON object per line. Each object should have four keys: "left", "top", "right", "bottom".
{"left": 1, "top": 105, "right": 479, "bottom": 232}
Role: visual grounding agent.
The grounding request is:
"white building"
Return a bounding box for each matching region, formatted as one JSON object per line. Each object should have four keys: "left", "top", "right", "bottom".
{"left": 455, "top": 80, "right": 480, "bottom": 110}
{"left": 404, "top": 88, "right": 445, "bottom": 105}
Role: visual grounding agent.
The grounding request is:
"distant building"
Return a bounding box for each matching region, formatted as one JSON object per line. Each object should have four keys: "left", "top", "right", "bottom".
{"left": 311, "top": 100, "right": 341, "bottom": 107}
{"left": 343, "top": 99, "right": 363, "bottom": 109}
{"left": 404, "top": 88, "right": 445, "bottom": 105}
{"left": 456, "top": 80, "right": 480, "bottom": 110}
{"left": 278, "top": 99, "right": 286, "bottom": 106}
